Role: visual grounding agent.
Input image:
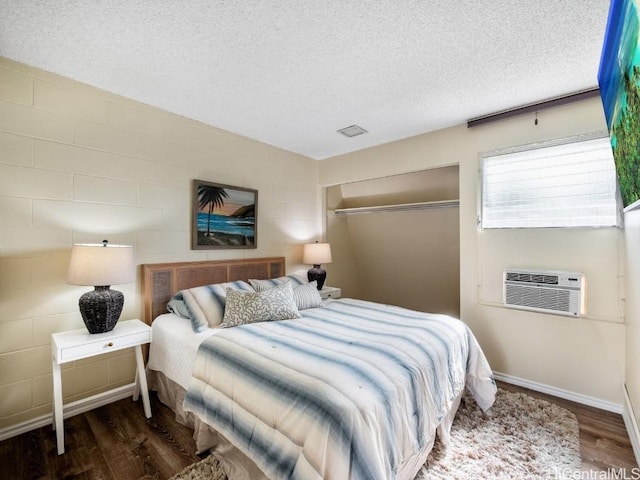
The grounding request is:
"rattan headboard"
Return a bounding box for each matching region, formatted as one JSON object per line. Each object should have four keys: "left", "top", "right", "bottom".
{"left": 141, "top": 257, "right": 286, "bottom": 325}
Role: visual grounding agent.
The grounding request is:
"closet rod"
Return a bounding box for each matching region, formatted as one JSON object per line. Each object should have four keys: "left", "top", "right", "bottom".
{"left": 331, "top": 199, "right": 459, "bottom": 216}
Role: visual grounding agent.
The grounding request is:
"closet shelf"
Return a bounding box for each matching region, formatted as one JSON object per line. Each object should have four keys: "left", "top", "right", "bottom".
{"left": 331, "top": 199, "right": 459, "bottom": 216}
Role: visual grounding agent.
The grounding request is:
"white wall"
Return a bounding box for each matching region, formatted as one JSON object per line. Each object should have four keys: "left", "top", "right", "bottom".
{"left": 0, "top": 57, "right": 321, "bottom": 429}
{"left": 623, "top": 210, "right": 640, "bottom": 452}
{"left": 320, "top": 97, "right": 625, "bottom": 405}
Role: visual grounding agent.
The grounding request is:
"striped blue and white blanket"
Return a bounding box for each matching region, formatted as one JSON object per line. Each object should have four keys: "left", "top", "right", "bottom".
{"left": 184, "top": 299, "right": 496, "bottom": 480}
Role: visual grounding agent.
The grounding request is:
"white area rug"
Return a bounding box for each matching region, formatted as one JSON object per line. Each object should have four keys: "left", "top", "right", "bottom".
{"left": 419, "top": 388, "right": 580, "bottom": 479}
{"left": 171, "top": 388, "right": 580, "bottom": 480}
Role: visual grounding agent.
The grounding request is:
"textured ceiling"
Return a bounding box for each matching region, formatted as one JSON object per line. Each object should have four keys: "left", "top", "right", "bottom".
{"left": 0, "top": 1, "right": 611, "bottom": 160}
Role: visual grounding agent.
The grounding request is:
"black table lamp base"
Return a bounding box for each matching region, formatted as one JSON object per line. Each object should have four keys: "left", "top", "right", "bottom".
{"left": 307, "top": 265, "right": 327, "bottom": 290}
{"left": 79, "top": 286, "right": 124, "bottom": 334}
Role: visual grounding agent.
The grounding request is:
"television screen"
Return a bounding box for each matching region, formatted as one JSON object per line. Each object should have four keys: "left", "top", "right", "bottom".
{"left": 598, "top": 0, "right": 640, "bottom": 210}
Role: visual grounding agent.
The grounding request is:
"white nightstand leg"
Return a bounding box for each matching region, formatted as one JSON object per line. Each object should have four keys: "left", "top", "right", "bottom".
{"left": 52, "top": 359, "right": 64, "bottom": 455}
{"left": 134, "top": 345, "right": 152, "bottom": 418}
{"left": 132, "top": 369, "right": 140, "bottom": 401}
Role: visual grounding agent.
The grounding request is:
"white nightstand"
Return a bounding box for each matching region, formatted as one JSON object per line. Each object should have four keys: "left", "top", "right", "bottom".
{"left": 319, "top": 286, "right": 341, "bottom": 299}
{"left": 51, "top": 319, "right": 152, "bottom": 455}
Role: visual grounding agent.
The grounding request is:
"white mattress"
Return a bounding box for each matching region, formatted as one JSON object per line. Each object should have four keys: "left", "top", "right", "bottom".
{"left": 147, "top": 313, "right": 218, "bottom": 389}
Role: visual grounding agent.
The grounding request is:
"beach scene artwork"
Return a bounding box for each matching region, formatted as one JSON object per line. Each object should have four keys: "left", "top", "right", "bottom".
{"left": 598, "top": 0, "right": 640, "bottom": 209}
{"left": 192, "top": 180, "right": 257, "bottom": 249}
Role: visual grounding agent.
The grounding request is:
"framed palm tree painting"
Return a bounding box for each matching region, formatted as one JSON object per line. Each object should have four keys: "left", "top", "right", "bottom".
{"left": 191, "top": 179, "right": 257, "bottom": 249}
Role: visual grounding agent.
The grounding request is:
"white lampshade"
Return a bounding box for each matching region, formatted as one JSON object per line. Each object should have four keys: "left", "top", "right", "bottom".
{"left": 67, "top": 242, "right": 136, "bottom": 286}
{"left": 303, "top": 242, "right": 332, "bottom": 265}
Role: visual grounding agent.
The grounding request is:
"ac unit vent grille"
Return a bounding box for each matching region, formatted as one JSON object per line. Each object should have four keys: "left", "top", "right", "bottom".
{"left": 503, "top": 269, "right": 584, "bottom": 316}
{"left": 505, "top": 272, "right": 559, "bottom": 285}
{"left": 505, "top": 285, "right": 572, "bottom": 312}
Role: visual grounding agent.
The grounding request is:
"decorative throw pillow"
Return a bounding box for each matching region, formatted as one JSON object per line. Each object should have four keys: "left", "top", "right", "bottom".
{"left": 220, "top": 281, "right": 300, "bottom": 328}
{"left": 248, "top": 272, "right": 308, "bottom": 291}
{"left": 167, "top": 280, "right": 254, "bottom": 332}
{"left": 251, "top": 277, "right": 323, "bottom": 310}
{"left": 291, "top": 281, "right": 323, "bottom": 310}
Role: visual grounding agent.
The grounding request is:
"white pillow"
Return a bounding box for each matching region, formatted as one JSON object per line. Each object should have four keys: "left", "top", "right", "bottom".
{"left": 291, "top": 281, "right": 323, "bottom": 310}
{"left": 248, "top": 272, "right": 308, "bottom": 290}
{"left": 250, "top": 277, "right": 323, "bottom": 310}
{"left": 167, "top": 280, "right": 254, "bottom": 332}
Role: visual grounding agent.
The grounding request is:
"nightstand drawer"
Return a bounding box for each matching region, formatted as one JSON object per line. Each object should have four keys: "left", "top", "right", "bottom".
{"left": 53, "top": 320, "right": 152, "bottom": 364}
{"left": 58, "top": 330, "right": 150, "bottom": 362}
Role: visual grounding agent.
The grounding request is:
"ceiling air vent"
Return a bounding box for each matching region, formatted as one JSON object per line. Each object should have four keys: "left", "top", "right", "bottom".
{"left": 337, "top": 125, "right": 368, "bottom": 137}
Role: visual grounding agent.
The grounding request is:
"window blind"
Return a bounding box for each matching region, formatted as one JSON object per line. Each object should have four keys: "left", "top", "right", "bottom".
{"left": 481, "top": 136, "right": 619, "bottom": 228}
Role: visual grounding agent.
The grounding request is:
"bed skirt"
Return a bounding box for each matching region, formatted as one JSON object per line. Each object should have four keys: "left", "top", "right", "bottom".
{"left": 148, "top": 368, "right": 463, "bottom": 480}
{"left": 148, "top": 369, "right": 274, "bottom": 479}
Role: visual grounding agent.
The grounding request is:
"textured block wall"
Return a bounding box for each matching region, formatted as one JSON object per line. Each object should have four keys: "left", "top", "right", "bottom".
{"left": 0, "top": 57, "right": 320, "bottom": 430}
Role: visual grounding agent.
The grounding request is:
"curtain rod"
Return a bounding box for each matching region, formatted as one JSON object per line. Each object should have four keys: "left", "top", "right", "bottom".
{"left": 466, "top": 87, "right": 600, "bottom": 128}
{"left": 331, "top": 199, "right": 459, "bottom": 216}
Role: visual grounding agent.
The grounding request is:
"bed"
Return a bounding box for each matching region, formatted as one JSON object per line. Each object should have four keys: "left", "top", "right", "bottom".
{"left": 142, "top": 257, "right": 496, "bottom": 480}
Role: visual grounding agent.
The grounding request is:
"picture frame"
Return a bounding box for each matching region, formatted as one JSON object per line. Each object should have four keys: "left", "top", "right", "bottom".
{"left": 191, "top": 179, "right": 257, "bottom": 249}
{"left": 598, "top": 0, "right": 640, "bottom": 210}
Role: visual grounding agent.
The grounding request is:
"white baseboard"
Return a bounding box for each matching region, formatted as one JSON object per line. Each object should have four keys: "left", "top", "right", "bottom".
{"left": 622, "top": 384, "right": 640, "bottom": 466}
{"left": 493, "top": 372, "right": 623, "bottom": 414}
{"left": 0, "top": 383, "right": 135, "bottom": 442}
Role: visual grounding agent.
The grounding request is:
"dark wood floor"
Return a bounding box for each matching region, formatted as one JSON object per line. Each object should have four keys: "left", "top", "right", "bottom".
{"left": 0, "top": 392, "right": 200, "bottom": 480}
{"left": 499, "top": 382, "right": 638, "bottom": 473}
{"left": 0, "top": 382, "right": 637, "bottom": 479}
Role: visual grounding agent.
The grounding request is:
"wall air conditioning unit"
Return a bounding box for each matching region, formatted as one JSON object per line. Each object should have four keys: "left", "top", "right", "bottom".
{"left": 503, "top": 269, "right": 585, "bottom": 316}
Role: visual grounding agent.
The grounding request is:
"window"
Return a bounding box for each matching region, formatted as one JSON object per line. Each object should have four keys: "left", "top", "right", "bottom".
{"left": 481, "top": 135, "right": 620, "bottom": 229}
